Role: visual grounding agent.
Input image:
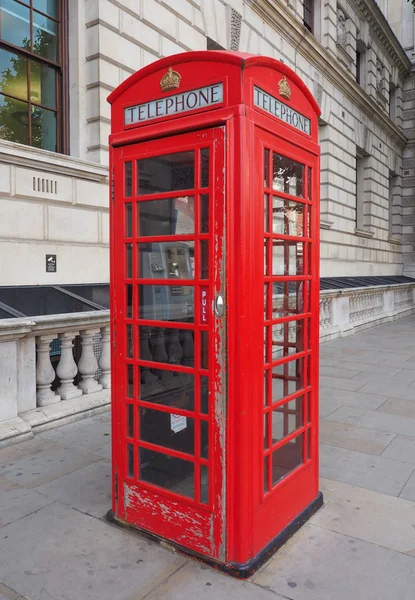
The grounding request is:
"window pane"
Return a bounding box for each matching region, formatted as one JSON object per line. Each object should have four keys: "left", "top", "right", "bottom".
{"left": 273, "top": 197, "right": 305, "bottom": 237}
{"left": 140, "top": 408, "right": 194, "bottom": 455}
{"left": 30, "top": 60, "right": 56, "bottom": 108}
{"left": 272, "top": 319, "right": 304, "bottom": 361}
{"left": 272, "top": 281, "right": 308, "bottom": 317}
{"left": 138, "top": 367, "right": 194, "bottom": 411}
{"left": 200, "top": 148, "right": 209, "bottom": 188}
{"left": 125, "top": 203, "right": 132, "bottom": 237}
{"left": 139, "top": 447, "right": 194, "bottom": 499}
{"left": 200, "top": 194, "right": 209, "bottom": 233}
{"left": 137, "top": 152, "right": 194, "bottom": 195}
{"left": 139, "top": 284, "right": 194, "bottom": 322}
{"left": 200, "top": 464, "right": 208, "bottom": 504}
{"left": 31, "top": 105, "right": 57, "bottom": 151}
{"left": 201, "top": 375, "right": 209, "bottom": 413}
{"left": 125, "top": 161, "right": 132, "bottom": 197}
{"left": 272, "top": 240, "right": 304, "bottom": 276}
{"left": 0, "top": 47, "right": 28, "bottom": 101}
{"left": 200, "top": 420, "right": 208, "bottom": 458}
{"left": 138, "top": 242, "right": 194, "bottom": 279}
{"left": 0, "top": 0, "right": 30, "bottom": 50}
{"left": 137, "top": 196, "right": 194, "bottom": 236}
{"left": 272, "top": 397, "right": 303, "bottom": 443}
{"left": 272, "top": 358, "right": 304, "bottom": 403}
{"left": 139, "top": 326, "right": 194, "bottom": 368}
{"left": 0, "top": 94, "right": 29, "bottom": 144}
{"left": 33, "top": 11, "right": 58, "bottom": 62}
{"left": 272, "top": 435, "right": 303, "bottom": 485}
{"left": 272, "top": 154, "right": 304, "bottom": 198}
{"left": 33, "top": 0, "right": 58, "bottom": 19}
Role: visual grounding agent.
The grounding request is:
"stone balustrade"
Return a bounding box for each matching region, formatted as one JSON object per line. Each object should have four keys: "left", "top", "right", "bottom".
{"left": 0, "top": 311, "right": 110, "bottom": 447}
{"left": 1, "top": 281, "right": 415, "bottom": 446}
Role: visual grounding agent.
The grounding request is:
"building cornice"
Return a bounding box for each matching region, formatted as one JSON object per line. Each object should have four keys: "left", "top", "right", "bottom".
{"left": 251, "top": 0, "right": 408, "bottom": 147}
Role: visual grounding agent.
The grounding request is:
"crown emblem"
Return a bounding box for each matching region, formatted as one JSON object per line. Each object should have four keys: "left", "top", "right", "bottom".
{"left": 160, "top": 67, "right": 181, "bottom": 92}
{"left": 278, "top": 76, "right": 291, "bottom": 101}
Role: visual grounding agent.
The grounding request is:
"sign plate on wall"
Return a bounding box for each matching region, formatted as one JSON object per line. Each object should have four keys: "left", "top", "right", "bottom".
{"left": 254, "top": 85, "right": 311, "bottom": 135}
{"left": 46, "top": 254, "right": 57, "bottom": 273}
{"left": 124, "top": 83, "right": 223, "bottom": 126}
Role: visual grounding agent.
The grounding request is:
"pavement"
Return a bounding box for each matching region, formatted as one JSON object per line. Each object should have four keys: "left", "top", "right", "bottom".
{"left": 1, "top": 316, "right": 415, "bottom": 599}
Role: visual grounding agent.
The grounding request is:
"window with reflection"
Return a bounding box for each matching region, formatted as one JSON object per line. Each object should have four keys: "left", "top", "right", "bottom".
{"left": 0, "top": 0, "right": 66, "bottom": 152}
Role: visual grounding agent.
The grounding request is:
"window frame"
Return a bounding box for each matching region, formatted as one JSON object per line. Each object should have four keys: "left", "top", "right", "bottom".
{"left": 0, "top": 0, "right": 69, "bottom": 153}
{"left": 303, "top": 0, "right": 314, "bottom": 33}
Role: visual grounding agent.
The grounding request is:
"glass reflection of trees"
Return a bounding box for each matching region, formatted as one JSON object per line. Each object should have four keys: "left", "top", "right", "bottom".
{"left": 272, "top": 154, "right": 304, "bottom": 198}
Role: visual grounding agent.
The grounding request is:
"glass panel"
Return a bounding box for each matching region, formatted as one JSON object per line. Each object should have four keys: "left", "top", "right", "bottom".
{"left": 140, "top": 447, "right": 194, "bottom": 499}
{"left": 140, "top": 408, "right": 194, "bottom": 455}
{"left": 200, "top": 464, "right": 208, "bottom": 504}
{"left": 127, "top": 403, "right": 134, "bottom": 438}
{"left": 138, "top": 241, "right": 194, "bottom": 279}
{"left": 127, "top": 443, "right": 134, "bottom": 477}
{"left": 306, "top": 392, "right": 311, "bottom": 423}
{"left": 264, "top": 239, "right": 269, "bottom": 275}
{"left": 264, "top": 148, "right": 270, "bottom": 187}
{"left": 201, "top": 375, "right": 209, "bottom": 413}
{"left": 271, "top": 319, "right": 304, "bottom": 361}
{"left": 272, "top": 281, "right": 307, "bottom": 317}
{"left": 200, "top": 240, "right": 209, "bottom": 279}
{"left": 264, "top": 193, "right": 269, "bottom": 233}
{"left": 272, "top": 358, "right": 304, "bottom": 403}
{"left": 138, "top": 284, "right": 194, "bottom": 322}
{"left": 33, "top": 0, "right": 58, "bottom": 19}
{"left": 126, "top": 244, "right": 132, "bottom": 278}
{"left": 126, "top": 324, "right": 133, "bottom": 358}
{"left": 200, "top": 193, "right": 209, "bottom": 233}
{"left": 32, "top": 11, "right": 58, "bottom": 61}
{"left": 272, "top": 396, "right": 303, "bottom": 443}
{"left": 0, "top": 94, "right": 29, "bottom": 144}
{"left": 31, "top": 106, "right": 57, "bottom": 152}
{"left": 200, "top": 330, "right": 208, "bottom": 369}
{"left": 0, "top": 47, "right": 28, "bottom": 100}
{"left": 125, "top": 203, "right": 132, "bottom": 237}
{"left": 272, "top": 153, "right": 304, "bottom": 198}
{"left": 272, "top": 197, "right": 305, "bottom": 237}
{"left": 137, "top": 196, "right": 194, "bottom": 237}
{"left": 139, "top": 326, "right": 194, "bottom": 367}
{"left": 200, "top": 148, "right": 209, "bottom": 188}
{"left": 137, "top": 151, "right": 194, "bottom": 195}
{"left": 264, "top": 413, "right": 269, "bottom": 449}
{"left": 272, "top": 435, "right": 303, "bottom": 485}
{"left": 201, "top": 420, "right": 208, "bottom": 458}
{"left": 125, "top": 162, "right": 132, "bottom": 197}
{"left": 264, "top": 371, "right": 269, "bottom": 406}
{"left": 308, "top": 166, "right": 312, "bottom": 200}
{"left": 138, "top": 367, "right": 194, "bottom": 411}
{"left": 264, "top": 455, "right": 269, "bottom": 494}
{"left": 264, "top": 326, "right": 269, "bottom": 363}
{"left": 29, "top": 60, "right": 55, "bottom": 108}
{"left": 127, "top": 364, "right": 134, "bottom": 398}
{"left": 126, "top": 284, "right": 132, "bottom": 318}
{"left": 272, "top": 240, "right": 304, "bottom": 276}
{"left": 264, "top": 283, "right": 269, "bottom": 320}
{"left": 307, "top": 206, "right": 311, "bottom": 238}
{"left": 0, "top": 0, "right": 30, "bottom": 50}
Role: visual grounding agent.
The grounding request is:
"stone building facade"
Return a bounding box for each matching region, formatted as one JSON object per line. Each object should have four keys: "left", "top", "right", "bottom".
{"left": 0, "top": 0, "right": 412, "bottom": 285}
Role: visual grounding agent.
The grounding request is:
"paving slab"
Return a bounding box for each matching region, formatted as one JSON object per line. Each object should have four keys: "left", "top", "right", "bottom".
{"left": 0, "top": 487, "right": 52, "bottom": 527}
{"left": 334, "top": 362, "right": 402, "bottom": 375}
{"left": 253, "top": 524, "right": 415, "bottom": 600}
{"left": 351, "top": 370, "right": 415, "bottom": 386}
{"left": 319, "top": 388, "right": 389, "bottom": 411}
{"left": 0, "top": 502, "right": 186, "bottom": 600}
{"left": 141, "top": 562, "right": 280, "bottom": 600}
{"left": 0, "top": 582, "right": 27, "bottom": 600}
{"left": 319, "top": 443, "right": 415, "bottom": 496}
{"left": 0, "top": 444, "right": 100, "bottom": 488}
{"left": 381, "top": 434, "right": 415, "bottom": 464}
{"left": 359, "top": 381, "right": 415, "bottom": 401}
{"left": 34, "top": 459, "right": 112, "bottom": 518}
{"left": 313, "top": 478, "right": 415, "bottom": 554}
{"left": 377, "top": 397, "right": 415, "bottom": 419}
{"left": 319, "top": 420, "right": 396, "bottom": 455}
{"left": 89, "top": 442, "right": 111, "bottom": 460}
{"left": 319, "top": 396, "right": 345, "bottom": 419}
{"left": 325, "top": 405, "right": 415, "bottom": 436}
{"left": 399, "top": 471, "right": 415, "bottom": 502}
{"left": 319, "top": 366, "right": 361, "bottom": 379}
{"left": 37, "top": 415, "right": 111, "bottom": 452}
{"left": 319, "top": 376, "right": 365, "bottom": 392}
{"left": 0, "top": 436, "right": 66, "bottom": 468}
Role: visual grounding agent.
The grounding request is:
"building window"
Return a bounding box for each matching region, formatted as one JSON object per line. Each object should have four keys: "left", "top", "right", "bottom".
{"left": 303, "top": 0, "right": 314, "bottom": 33}
{"left": 389, "top": 82, "right": 397, "bottom": 121}
{"left": 0, "top": 0, "right": 67, "bottom": 153}
{"left": 355, "top": 151, "right": 366, "bottom": 232}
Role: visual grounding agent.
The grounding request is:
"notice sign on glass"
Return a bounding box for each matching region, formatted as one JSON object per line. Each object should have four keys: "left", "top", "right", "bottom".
{"left": 125, "top": 83, "right": 224, "bottom": 126}
{"left": 254, "top": 86, "right": 311, "bottom": 135}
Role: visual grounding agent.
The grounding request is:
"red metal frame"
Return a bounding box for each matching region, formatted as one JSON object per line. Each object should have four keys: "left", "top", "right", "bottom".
{"left": 109, "top": 51, "right": 321, "bottom": 572}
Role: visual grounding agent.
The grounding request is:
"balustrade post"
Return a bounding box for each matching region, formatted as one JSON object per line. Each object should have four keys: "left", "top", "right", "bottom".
{"left": 98, "top": 326, "right": 111, "bottom": 389}
{"left": 36, "top": 335, "right": 60, "bottom": 406}
{"left": 57, "top": 332, "right": 83, "bottom": 400}
{"left": 78, "top": 329, "right": 103, "bottom": 394}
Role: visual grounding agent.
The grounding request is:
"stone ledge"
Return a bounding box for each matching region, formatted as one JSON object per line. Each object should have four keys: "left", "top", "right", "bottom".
{"left": 0, "top": 416, "right": 33, "bottom": 449}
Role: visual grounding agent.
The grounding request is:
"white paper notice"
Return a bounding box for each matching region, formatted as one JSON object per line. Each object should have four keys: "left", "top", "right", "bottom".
{"left": 171, "top": 414, "right": 187, "bottom": 434}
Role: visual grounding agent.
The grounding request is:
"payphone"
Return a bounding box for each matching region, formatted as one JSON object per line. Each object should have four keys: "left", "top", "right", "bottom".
{"left": 108, "top": 51, "right": 322, "bottom": 576}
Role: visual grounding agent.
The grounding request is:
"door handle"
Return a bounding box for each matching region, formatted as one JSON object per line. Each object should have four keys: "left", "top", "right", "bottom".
{"left": 215, "top": 294, "right": 224, "bottom": 317}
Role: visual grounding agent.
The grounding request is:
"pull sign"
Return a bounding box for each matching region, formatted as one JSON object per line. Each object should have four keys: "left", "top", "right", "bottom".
{"left": 200, "top": 287, "right": 209, "bottom": 324}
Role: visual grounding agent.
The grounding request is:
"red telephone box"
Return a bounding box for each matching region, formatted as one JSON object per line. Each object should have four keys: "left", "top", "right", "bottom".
{"left": 108, "top": 51, "right": 322, "bottom": 577}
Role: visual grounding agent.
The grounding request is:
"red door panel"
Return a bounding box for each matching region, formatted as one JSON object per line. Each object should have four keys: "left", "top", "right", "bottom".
{"left": 111, "top": 127, "right": 227, "bottom": 560}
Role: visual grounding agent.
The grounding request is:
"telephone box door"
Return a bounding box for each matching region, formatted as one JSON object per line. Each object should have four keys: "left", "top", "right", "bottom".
{"left": 111, "top": 127, "right": 227, "bottom": 559}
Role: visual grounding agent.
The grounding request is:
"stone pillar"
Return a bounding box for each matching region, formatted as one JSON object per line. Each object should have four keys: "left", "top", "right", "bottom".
{"left": 57, "top": 332, "right": 82, "bottom": 400}
{"left": 78, "top": 329, "right": 103, "bottom": 394}
{"left": 36, "top": 335, "right": 61, "bottom": 406}
{"left": 98, "top": 326, "right": 111, "bottom": 389}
